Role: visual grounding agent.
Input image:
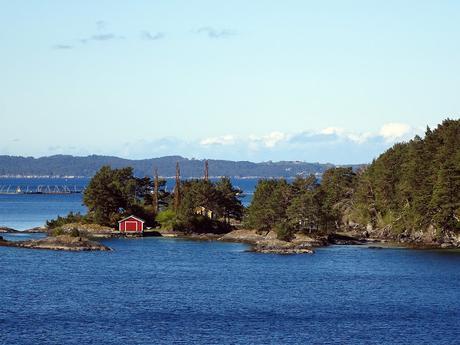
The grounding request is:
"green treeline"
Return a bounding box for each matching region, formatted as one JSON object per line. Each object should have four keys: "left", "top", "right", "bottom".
{"left": 48, "top": 166, "right": 244, "bottom": 234}
{"left": 245, "top": 168, "right": 356, "bottom": 240}
{"left": 246, "top": 119, "right": 460, "bottom": 239}
{"left": 47, "top": 166, "right": 162, "bottom": 229}
{"left": 352, "top": 119, "right": 460, "bottom": 235}
{"left": 172, "top": 178, "right": 244, "bottom": 233}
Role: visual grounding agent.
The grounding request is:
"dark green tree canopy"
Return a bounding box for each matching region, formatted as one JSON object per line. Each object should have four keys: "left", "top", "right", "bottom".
{"left": 245, "top": 170, "right": 357, "bottom": 237}
{"left": 175, "top": 178, "right": 244, "bottom": 232}
{"left": 83, "top": 166, "right": 157, "bottom": 226}
{"left": 353, "top": 118, "right": 460, "bottom": 234}
{"left": 245, "top": 118, "right": 460, "bottom": 240}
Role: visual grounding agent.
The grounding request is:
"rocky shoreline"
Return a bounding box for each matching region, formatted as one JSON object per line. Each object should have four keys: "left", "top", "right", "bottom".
{"left": 218, "top": 229, "right": 318, "bottom": 254}
{"left": 0, "top": 234, "right": 111, "bottom": 251}
{"left": 162, "top": 229, "right": 384, "bottom": 254}
{"left": 344, "top": 224, "right": 460, "bottom": 249}
{"left": 2, "top": 223, "right": 458, "bottom": 254}
{"left": 173, "top": 228, "right": 460, "bottom": 254}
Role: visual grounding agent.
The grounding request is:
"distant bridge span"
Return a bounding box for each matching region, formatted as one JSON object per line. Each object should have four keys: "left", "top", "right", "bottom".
{"left": 0, "top": 185, "right": 84, "bottom": 195}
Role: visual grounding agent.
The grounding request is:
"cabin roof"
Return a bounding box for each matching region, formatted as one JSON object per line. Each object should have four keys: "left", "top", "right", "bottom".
{"left": 118, "top": 215, "right": 145, "bottom": 223}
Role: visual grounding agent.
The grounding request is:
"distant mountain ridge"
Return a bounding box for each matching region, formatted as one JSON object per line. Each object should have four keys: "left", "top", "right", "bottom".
{"left": 0, "top": 155, "right": 351, "bottom": 178}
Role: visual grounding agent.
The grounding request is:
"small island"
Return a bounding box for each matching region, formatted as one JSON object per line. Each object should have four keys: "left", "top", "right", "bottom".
{"left": 0, "top": 234, "right": 111, "bottom": 251}
{"left": 3, "top": 119, "right": 459, "bottom": 254}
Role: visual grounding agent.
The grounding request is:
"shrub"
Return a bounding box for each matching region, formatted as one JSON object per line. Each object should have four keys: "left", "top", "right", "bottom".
{"left": 46, "top": 212, "right": 86, "bottom": 229}
{"left": 51, "top": 228, "right": 65, "bottom": 236}
{"left": 69, "top": 228, "right": 81, "bottom": 237}
{"left": 275, "top": 223, "right": 295, "bottom": 242}
{"left": 155, "top": 209, "right": 177, "bottom": 230}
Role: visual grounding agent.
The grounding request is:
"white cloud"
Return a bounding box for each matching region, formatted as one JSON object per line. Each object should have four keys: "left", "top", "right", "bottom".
{"left": 320, "top": 127, "right": 345, "bottom": 135}
{"left": 200, "top": 135, "right": 236, "bottom": 146}
{"left": 379, "top": 123, "right": 412, "bottom": 142}
{"left": 319, "top": 127, "right": 372, "bottom": 144}
{"left": 198, "top": 124, "right": 416, "bottom": 155}
{"left": 263, "top": 132, "right": 288, "bottom": 147}
{"left": 345, "top": 132, "right": 373, "bottom": 144}
{"left": 249, "top": 131, "right": 289, "bottom": 148}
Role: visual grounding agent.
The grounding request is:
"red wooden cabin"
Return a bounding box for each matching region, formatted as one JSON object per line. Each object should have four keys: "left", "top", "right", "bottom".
{"left": 118, "top": 215, "right": 145, "bottom": 234}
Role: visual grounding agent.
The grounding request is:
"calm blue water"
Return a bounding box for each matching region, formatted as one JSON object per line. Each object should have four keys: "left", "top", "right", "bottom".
{"left": 1, "top": 234, "right": 460, "bottom": 345}
{"left": 0, "top": 178, "right": 259, "bottom": 230}
{"left": 2, "top": 178, "right": 460, "bottom": 344}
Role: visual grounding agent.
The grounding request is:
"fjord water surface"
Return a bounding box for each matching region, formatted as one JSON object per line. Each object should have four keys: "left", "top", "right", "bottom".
{"left": 1, "top": 235, "right": 460, "bottom": 345}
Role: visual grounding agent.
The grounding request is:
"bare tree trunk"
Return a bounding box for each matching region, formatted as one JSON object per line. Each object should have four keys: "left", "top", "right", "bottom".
{"left": 174, "top": 162, "right": 181, "bottom": 211}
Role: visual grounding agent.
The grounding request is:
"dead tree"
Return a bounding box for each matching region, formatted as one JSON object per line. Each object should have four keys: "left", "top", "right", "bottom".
{"left": 204, "top": 160, "right": 209, "bottom": 182}
{"left": 153, "top": 167, "right": 159, "bottom": 213}
{"left": 174, "top": 162, "right": 181, "bottom": 211}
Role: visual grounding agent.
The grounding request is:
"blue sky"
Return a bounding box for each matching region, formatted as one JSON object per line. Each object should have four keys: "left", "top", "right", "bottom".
{"left": 1, "top": 1, "right": 459, "bottom": 164}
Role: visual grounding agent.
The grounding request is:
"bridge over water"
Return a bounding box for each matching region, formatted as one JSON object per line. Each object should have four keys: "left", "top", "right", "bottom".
{"left": 0, "top": 185, "right": 84, "bottom": 195}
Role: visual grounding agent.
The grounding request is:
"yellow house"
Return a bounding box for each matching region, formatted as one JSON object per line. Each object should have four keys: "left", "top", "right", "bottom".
{"left": 195, "top": 206, "right": 216, "bottom": 219}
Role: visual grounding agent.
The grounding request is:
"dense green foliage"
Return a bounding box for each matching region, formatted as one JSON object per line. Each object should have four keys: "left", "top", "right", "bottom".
{"left": 353, "top": 119, "right": 460, "bottom": 234}
{"left": 172, "top": 178, "right": 244, "bottom": 233}
{"left": 50, "top": 166, "right": 243, "bottom": 232}
{"left": 245, "top": 119, "right": 460, "bottom": 240}
{"left": 245, "top": 168, "right": 356, "bottom": 239}
{"left": 155, "top": 209, "right": 177, "bottom": 230}
{"left": 82, "top": 166, "right": 168, "bottom": 226}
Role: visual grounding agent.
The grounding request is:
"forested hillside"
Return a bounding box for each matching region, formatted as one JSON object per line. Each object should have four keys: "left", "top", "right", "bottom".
{"left": 352, "top": 118, "right": 460, "bottom": 236}
{"left": 245, "top": 119, "right": 460, "bottom": 243}
{"left": 0, "top": 155, "right": 336, "bottom": 178}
